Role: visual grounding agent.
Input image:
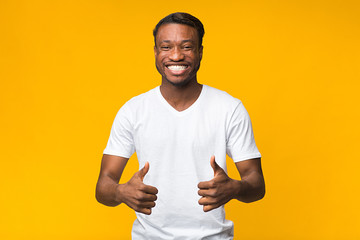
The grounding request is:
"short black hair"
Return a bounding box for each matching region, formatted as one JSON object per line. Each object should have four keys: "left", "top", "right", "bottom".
{"left": 153, "top": 12, "right": 205, "bottom": 48}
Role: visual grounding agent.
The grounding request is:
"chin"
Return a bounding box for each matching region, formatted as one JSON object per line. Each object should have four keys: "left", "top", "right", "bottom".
{"left": 166, "top": 77, "right": 191, "bottom": 87}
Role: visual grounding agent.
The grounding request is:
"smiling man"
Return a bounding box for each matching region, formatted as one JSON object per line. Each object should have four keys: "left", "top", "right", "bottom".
{"left": 96, "top": 12, "right": 265, "bottom": 239}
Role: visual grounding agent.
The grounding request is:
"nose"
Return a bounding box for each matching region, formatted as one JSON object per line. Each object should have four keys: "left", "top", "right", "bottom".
{"left": 169, "top": 47, "right": 184, "bottom": 61}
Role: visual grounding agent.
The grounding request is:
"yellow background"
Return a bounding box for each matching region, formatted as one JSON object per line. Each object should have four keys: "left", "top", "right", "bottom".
{"left": 1, "top": 0, "right": 359, "bottom": 239}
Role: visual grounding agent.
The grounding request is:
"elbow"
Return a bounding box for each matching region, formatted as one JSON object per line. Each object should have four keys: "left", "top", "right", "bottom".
{"left": 254, "top": 176, "right": 266, "bottom": 201}
{"left": 243, "top": 183, "right": 266, "bottom": 204}
{"left": 95, "top": 182, "right": 120, "bottom": 207}
{"left": 244, "top": 190, "right": 265, "bottom": 203}
{"left": 95, "top": 188, "right": 114, "bottom": 206}
{"left": 258, "top": 185, "right": 266, "bottom": 200}
{"left": 95, "top": 191, "right": 102, "bottom": 204}
{"left": 95, "top": 182, "right": 108, "bottom": 206}
{"left": 255, "top": 181, "right": 266, "bottom": 201}
{"left": 95, "top": 183, "right": 103, "bottom": 204}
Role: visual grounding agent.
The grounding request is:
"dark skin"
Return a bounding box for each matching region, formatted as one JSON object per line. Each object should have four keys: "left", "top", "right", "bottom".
{"left": 96, "top": 23, "right": 265, "bottom": 214}
{"left": 96, "top": 156, "right": 157, "bottom": 215}
{"left": 198, "top": 156, "right": 265, "bottom": 212}
{"left": 154, "top": 23, "right": 203, "bottom": 111}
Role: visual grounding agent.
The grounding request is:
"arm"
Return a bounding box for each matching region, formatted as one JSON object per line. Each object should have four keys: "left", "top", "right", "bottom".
{"left": 198, "top": 156, "right": 265, "bottom": 212}
{"left": 95, "top": 154, "right": 158, "bottom": 215}
{"left": 95, "top": 154, "right": 128, "bottom": 207}
{"left": 233, "top": 157, "right": 265, "bottom": 203}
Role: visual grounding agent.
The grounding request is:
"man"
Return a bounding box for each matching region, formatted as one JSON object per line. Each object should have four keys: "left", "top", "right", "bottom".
{"left": 96, "top": 12, "right": 265, "bottom": 239}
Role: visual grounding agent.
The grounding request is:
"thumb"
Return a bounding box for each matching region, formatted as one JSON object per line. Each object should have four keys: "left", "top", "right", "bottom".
{"left": 210, "top": 155, "right": 222, "bottom": 176}
{"left": 139, "top": 161, "right": 150, "bottom": 181}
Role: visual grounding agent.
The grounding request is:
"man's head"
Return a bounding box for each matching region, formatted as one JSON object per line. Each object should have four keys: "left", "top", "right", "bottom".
{"left": 153, "top": 12, "right": 205, "bottom": 48}
{"left": 153, "top": 13, "right": 205, "bottom": 87}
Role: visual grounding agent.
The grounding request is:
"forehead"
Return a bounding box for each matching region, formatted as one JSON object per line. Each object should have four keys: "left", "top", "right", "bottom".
{"left": 156, "top": 23, "right": 198, "bottom": 44}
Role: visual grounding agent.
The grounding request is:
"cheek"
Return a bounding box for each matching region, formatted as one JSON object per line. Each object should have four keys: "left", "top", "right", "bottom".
{"left": 186, "top": 52, "right": 198, "bottom": 61}
{"left": 156, "top": 54, "right": 167, "bottom": 64}
{"left": 155, "top": 57, "right": 162, "bottom": 67}
{"left": 188, "top": 56, "right": 200, "bottom": 65}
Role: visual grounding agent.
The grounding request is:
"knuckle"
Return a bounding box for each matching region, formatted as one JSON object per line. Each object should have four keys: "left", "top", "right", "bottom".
{"left": 149, "top": 195, "right": 157, "bottom": 201}
{"left": 135, "top": 192, "right": 143, "bottom": 200}
{"left": 133, "top": 199, "right": 141, "bottom": 207}
{"left": 211, "top": 189, "right": 218, "bottom": 196}
{"left": 138, "top": 184, "right": 145, "bottom": 191}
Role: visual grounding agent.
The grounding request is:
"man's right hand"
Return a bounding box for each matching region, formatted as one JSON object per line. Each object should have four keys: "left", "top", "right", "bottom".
{"left": 116, "top": 162, "right": 158, "bottom": 215}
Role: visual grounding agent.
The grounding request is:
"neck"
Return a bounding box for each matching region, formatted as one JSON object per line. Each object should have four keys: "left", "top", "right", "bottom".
{"left": 160, "top": 79, "right": 203, "bottom": 112}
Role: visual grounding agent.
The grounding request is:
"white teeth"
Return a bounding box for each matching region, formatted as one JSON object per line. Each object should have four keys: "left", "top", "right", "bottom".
{"left": 167, "top": 65, "right": 187, "bottom": 71}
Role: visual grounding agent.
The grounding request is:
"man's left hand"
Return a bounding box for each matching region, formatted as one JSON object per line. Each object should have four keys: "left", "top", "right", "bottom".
{"left": 197, "top": 155, "right": 239, "bottom": 212}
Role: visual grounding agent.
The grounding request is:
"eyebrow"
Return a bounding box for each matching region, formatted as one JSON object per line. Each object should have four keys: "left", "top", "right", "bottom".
{"left": 160, "top": 39, "right": 195, "bottom": 44}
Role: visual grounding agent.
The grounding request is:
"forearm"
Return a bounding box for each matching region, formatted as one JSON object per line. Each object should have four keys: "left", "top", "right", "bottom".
{"left": 233, "top": 171, "right": 265, "bottom": 203}
{"left": 95, "top": 175, "right": 122, "bottom": 207}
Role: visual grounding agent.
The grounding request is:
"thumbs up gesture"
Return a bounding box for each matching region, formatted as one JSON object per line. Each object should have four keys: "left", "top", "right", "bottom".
{"left": 117, "top": 162, "right": 158, "bottom": 215}
{"left": 197, "top": 156, "right": 237, "bottom": 212}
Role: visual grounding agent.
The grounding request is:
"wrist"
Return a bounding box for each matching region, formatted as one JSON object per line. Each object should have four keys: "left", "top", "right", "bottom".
{"left": 114, "top": 184, "right": 125, "bottom": 204}
{"left": 232, "top": 179, "right": 246, "bottom": 201}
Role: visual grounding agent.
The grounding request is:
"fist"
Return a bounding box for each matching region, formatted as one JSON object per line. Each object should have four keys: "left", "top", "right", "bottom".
{"left": 197, "top": 156, "right": 236, "bottom": 212}
{"left": 118, "top": 162, "right": 158, "bottom": 215}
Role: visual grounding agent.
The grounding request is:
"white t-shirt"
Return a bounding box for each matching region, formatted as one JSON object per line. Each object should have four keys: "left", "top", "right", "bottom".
{"left": 103, "top": 85, "right": 261, "bottom": 239}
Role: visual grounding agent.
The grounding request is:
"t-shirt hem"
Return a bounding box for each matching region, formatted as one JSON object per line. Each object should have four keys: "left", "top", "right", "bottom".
{"left": 232, "top": 153, "right": 262, "bottom": 162}
{"left": 103, "top": 149, "right": 132, "bottom": 159}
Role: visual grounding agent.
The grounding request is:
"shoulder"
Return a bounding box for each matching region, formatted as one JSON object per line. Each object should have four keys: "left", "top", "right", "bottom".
{"left": 124, "top": 87, "right": 158, "bottom": 108}
{"left": 203, "top": 85, "right": 242, "bottom": 109}
{"left": 118, "top": 87, "right": 158, "bottom": 117}
{"left": 114, "top": 87, "right": 158, "bottom": 119}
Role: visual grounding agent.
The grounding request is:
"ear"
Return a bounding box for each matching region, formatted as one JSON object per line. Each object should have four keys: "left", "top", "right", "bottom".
{"left": 199, "top": 45, "right": 203, "bottom": 60}
{"left": 154, "top": 45, "right": 157, "bottom": 57}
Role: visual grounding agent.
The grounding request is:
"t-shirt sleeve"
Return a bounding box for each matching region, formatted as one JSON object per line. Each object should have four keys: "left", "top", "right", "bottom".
{"left": 103, "top": 103, "right": 135, "bottom": 158}
{"left": 226, "top": 102, "right": 261, "bottom": 162}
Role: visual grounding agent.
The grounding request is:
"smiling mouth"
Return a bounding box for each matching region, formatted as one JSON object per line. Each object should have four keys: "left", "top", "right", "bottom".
{"left": 166, "top": 65, "right": 188, "bottom": 71}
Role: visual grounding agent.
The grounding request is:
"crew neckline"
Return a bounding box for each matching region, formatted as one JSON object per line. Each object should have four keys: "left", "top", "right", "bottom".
{"left": 156, "top": 85, "right": 207, "bottom": 116}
